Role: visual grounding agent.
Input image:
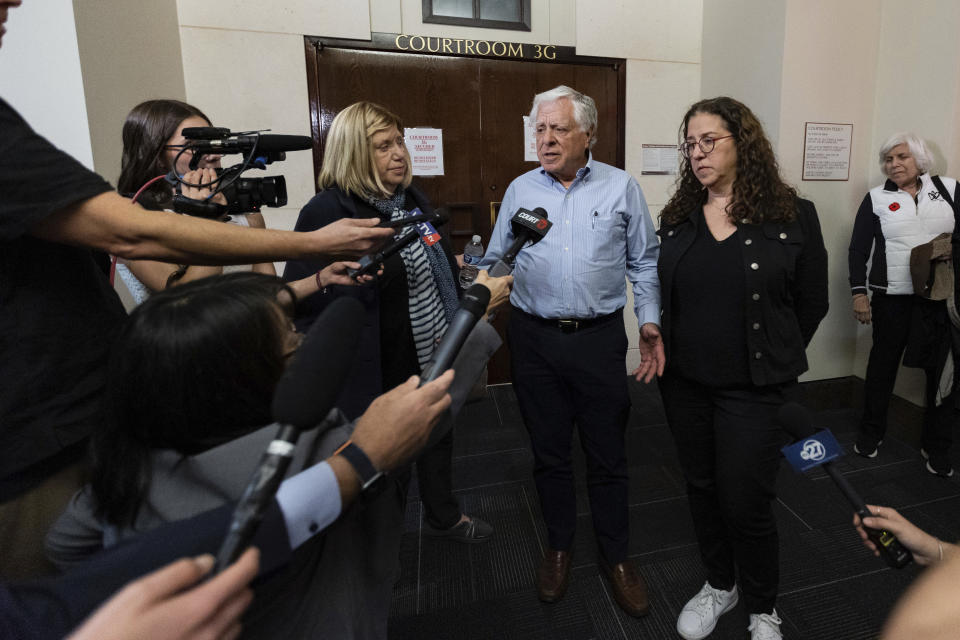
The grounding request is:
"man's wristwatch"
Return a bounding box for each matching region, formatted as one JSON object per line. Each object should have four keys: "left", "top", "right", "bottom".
{"left": 339, "top": 442, "right": 385, "bottom": 493}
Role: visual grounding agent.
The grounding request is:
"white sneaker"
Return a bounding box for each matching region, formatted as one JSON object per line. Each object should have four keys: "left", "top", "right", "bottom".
{"left": 676, "top": 581, "right": 739, "bottom": 640}
{"left": 748, "top": 609, "right": 783, "bottom": 640}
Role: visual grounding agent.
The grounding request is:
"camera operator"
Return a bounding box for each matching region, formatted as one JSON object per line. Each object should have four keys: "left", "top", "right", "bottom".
{"left": 115, "top": 100, "right": 365, "bottom": 304}
{"left": 0, "top": 0, "right": 392, "bottom": 581}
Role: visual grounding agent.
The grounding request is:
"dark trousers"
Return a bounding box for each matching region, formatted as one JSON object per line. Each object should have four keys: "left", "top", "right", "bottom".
{"left": 508, "top": 308, "right": 631, "bottom": 564}
{"left": 861, "top": 293, "right": 956, "bottom": 454}
{"left": 659, "top": 372, "right": 788, "bottom": 615}
{"left": 416, "top": 428, "right": 460, "bottom": 530}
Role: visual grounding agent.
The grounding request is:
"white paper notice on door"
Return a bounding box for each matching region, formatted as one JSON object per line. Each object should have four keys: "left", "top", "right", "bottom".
{"left": 405, "top": 128, "right": 444, "bottom": 176}
{"left": 523, "top": 116, "right": 538, "bottom": 162}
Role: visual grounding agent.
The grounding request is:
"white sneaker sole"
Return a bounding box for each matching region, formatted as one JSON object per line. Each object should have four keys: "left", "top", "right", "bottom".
{"left": 676, "top": 589, "right": 739, "bottom": 640}
{"left": 921, "top": 449, "right": 955, "bottom": 477}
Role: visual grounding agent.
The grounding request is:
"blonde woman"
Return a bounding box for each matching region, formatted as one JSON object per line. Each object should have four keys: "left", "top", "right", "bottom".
{"left": 284, "top": 102, "right": 493, "bottom": 543}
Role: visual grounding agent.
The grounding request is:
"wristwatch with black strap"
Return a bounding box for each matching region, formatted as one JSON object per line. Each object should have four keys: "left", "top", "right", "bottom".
{"left": 338, "top": 441, "right": 386, "bottom": 494}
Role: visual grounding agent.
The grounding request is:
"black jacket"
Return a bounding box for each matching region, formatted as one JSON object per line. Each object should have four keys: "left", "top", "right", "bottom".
{"left": 657, "top": 198, "right": 829, "bottom": 387}
{"left": 282, "top": 184, "right": 458, "bottom": 418}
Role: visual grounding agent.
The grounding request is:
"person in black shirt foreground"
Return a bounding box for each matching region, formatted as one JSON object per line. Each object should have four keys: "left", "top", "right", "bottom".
{"left": 0, "top": 0, "right": 392, "bottom": 580}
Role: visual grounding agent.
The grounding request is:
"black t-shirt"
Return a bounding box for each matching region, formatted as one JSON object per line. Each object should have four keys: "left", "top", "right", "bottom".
{"left": 0, "top": 98, "right": 125, "bottom": 498}
{"left": 670, "top": 220, "right": 751, "bottom": 387}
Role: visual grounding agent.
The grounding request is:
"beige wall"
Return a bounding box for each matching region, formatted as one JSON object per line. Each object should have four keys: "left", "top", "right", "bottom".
{"left": 776, "top": 0, "right": 881, "bottom": 383}
{"left": 73, "top": 0, "right": 186, "bottom": 185}
{"left": 1, "top": 0, "right": 94, "bottom": 168}
{"left": 701, "top": 0, "right": 786, "bottom": 147}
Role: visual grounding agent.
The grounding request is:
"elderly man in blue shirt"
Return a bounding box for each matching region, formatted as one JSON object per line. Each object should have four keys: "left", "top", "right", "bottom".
{"left": 480, "top": 85, "right": 663, "bottom": 617}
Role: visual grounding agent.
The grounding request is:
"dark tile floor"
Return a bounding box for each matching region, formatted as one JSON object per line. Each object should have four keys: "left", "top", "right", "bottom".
{"left": 388, "top": 378, "right": 960, "bottom": 639}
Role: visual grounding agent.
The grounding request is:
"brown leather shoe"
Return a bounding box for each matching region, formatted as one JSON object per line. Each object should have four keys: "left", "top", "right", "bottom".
{"left": 601, "top": 560, "right": 650, "bottom": 617}
{"left": 536, "top": 549, "right": 571, "bottom": 602}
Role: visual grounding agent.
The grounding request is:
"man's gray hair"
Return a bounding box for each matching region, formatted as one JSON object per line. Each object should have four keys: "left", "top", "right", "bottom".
{"left": 878, "top": 132, "right": 934, "bottom": 176}
{"left": 529, "top": 85, "right": 598, "bottom": 149}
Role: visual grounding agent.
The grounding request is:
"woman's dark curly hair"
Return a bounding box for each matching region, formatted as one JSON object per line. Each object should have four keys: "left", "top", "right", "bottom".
{"left": 660, "top": 96, "right": 797, "bottom": 226}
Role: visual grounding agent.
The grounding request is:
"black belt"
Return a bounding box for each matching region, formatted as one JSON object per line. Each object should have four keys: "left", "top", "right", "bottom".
{"left": 512, "top": 306, "right": 622, "bottom": 333}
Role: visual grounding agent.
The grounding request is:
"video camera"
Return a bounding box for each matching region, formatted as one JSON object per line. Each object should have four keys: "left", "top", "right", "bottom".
{"left": 169, "top": 127, "right": 312, "bottom": 218}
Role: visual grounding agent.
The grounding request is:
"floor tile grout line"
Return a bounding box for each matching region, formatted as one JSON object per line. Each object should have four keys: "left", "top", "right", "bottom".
{"left": 777, "top": 497, "right": 814, "bottom": 531}
{"left": 491, "top": 388, "right": 504, "bottom": 426}
{"left": 521, "top": 483, "right": 545, "bottom": 558}
{"left": 596, "top": 574, "right": 630, "bottom": 640}
{"left": 416, "top": 501, "right": 423, "bottom": 616}
{"left": 778, "top": 566, "right": 889, "bottom": 597}
{"left": 898, "top": 493, "right": 960, "bottom": 510}
{"left": 452, "top": 447, "right": 530, "bottom": 462}
{"left": 628, "top": 541, "right": 700, "bottom": 560}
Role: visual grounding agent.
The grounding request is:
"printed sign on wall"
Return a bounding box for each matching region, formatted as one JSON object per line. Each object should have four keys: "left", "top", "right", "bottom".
{"left": 405, "top": 128, "right": 444, "bottom": 176}
{"left": 802, "top": 123, "right": 853, "bottom": 181}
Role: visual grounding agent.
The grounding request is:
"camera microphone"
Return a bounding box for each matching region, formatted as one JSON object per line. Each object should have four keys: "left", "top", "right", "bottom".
{"left": 182, "top": 126, "right": 232, "bottom": 139}
{"left": 188, "top": 134, "right": 313, "bottom": 154}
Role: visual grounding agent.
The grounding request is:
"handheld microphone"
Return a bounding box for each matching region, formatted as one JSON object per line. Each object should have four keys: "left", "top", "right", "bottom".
{"left": 214, "top": 296, "right": 364, "bottom": 572}
{"left": 488, "top": 207, "right": 552, "bottom": 277}
{"left": 378, "top": 209, "right": 448, "bottom": 229}
{"left": 346, "top": 227, "right": 421, "bottom": 280}
{"left": 420, "top": 283, "right": 491, "bottom": 384}
{"left": 419, "top": 283, "right": 491, "bottom": 446}
{"left": 777, "top": 402, "right": 912, "bottom": 569}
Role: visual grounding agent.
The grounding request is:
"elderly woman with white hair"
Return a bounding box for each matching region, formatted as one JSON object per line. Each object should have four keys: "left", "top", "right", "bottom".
{"left": 849, "top": 132, "right": 959, "bottom": 476}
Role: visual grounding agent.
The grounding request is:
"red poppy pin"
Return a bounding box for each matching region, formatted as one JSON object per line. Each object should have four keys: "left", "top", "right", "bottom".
{"left": 889, "top": 202, "right": 900, "bottom": 211}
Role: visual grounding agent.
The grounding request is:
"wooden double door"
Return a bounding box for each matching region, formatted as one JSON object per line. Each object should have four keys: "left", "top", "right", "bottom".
{"left": 304, "top": 38, "right": 625, "bottom": 383}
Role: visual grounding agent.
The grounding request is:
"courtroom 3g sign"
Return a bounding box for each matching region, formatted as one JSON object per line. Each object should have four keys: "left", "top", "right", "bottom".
{"left": 393, "top": 33, "right": 561, "bottom": 60}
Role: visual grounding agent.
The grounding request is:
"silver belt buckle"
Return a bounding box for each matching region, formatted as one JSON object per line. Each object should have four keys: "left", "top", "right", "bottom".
{"left": 557, "top": 319, "right": 578, "bottom": 332}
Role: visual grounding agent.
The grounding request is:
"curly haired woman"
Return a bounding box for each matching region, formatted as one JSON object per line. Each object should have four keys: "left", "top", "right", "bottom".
{"left": 658, "top": 97, "right": 828, "bottom": 640}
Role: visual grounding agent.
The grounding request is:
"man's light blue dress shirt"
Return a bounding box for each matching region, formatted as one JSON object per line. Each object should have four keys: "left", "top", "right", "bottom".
{"left": 479, "top": 154, "right": 661, "bottom": 326}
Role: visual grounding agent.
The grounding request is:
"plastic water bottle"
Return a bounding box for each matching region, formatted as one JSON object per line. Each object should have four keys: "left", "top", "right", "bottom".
{"left": 459, "top": 235, "right": 484, "bottom": 289}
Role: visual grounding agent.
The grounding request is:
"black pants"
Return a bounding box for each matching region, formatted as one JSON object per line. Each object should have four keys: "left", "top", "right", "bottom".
{"left": 416, "top": 429, "right": 460, "bottom": 529}
{"left": 659, "top": 372, "right": 788, "bottom": 615}
{"left": 508, "top": 308, "right": 631, "bottom": 564}
{"left": 860, "top": 293, "right": 956, "bottom": 454}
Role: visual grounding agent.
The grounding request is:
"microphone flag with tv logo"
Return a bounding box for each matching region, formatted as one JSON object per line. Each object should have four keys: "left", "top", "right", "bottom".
{"left": 781, "top": 429, "right": 842, "bottom": 473}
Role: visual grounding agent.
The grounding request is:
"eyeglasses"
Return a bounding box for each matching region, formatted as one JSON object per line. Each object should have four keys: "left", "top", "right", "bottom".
{"left": 679, "top": 135, "right": 734, "bottom": 159}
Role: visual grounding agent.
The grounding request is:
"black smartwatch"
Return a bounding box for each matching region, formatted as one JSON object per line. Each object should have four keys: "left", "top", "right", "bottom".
{"left": 339, "top": 442, "right": 385, "bottom": 493}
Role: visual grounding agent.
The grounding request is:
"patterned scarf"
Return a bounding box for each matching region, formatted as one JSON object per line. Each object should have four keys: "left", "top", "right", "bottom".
{"left": 368, "top": 189, "right": 460, "bottom": 370}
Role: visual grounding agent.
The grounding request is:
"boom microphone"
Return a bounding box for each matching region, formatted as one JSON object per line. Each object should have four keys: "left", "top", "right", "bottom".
{"left": 189, "top": 134, "right": 313, "bottom": 154}
{"left": 777, "top": 402, "right": 912, "bottom": 568}
{"left": 488, "top": 207, "right": 552, "bottom": 277}
{"left": 215, "top": 296, "right": 364, "bottom": 572}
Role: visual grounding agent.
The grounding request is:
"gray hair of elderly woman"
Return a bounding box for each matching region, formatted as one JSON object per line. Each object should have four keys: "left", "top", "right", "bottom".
{"left": 878, "top": 132, "right": 934, "bottom": 176}
{"left": 529, "top": 85, "right": 598, "bottom": 149}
